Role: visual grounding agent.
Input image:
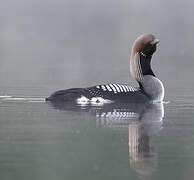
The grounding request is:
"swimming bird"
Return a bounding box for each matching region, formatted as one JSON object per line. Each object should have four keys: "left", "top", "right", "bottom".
{"left": 46, "top": 34, "right": 164, "bottom": 104}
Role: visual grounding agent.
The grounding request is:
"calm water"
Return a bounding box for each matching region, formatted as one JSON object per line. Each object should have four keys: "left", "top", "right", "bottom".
{"left": 1, "top": 0, "right": 194, "bottom": 179}
{"left": 0, "top": 90, "right": 194, "bottom": 180}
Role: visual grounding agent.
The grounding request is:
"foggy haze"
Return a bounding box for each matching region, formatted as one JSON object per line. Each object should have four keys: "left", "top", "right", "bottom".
{"left": 1, "top": 0, "right": 194, "bottom": 96}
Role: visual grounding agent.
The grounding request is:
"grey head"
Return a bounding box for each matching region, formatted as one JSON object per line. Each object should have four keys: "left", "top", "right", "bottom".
{"left": 130, "top": 34, "right": 164, "bottom": 102}
{"left": 130, "top": 34, "right": 159, "bottom": 82}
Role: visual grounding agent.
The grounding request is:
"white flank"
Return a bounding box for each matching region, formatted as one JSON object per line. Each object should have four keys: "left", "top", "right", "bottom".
{"left": 77, "top": 96, "right": 112, "bottom": 106}
{"left": 76, "top": 96, "right": 90, "bottom": 105}
{"left": 91, "top": 97, "right": 112, "bottom": 105}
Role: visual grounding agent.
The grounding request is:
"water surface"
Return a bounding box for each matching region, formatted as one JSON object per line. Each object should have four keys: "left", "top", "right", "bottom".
{"left": 0, "top": 92, "right": 194, "bottom": 180}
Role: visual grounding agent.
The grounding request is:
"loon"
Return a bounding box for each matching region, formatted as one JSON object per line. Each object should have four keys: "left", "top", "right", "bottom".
{"left": 46, "top": 34, "right": 164, "bottom": 104}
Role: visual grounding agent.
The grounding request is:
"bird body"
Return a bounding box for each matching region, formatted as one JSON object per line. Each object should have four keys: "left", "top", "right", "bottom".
{"left": 46, "top": 34, "right": 164, "bottom": 104}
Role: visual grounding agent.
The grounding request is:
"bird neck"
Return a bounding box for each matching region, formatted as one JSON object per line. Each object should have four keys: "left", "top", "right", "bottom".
{"left": 130, "top": 52, "right": 155, "bottom": 84}
{"left": 130, "top": 52, "right": 164, "bottom": 102}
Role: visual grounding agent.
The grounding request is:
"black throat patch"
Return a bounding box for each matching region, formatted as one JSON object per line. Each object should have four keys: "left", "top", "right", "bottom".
{"left": 139, "top": 54, "right": 155, "bottom": 77}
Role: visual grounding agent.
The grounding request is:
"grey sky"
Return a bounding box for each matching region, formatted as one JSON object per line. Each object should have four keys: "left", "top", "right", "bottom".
{"left": 0, "top": 0, "right": 194, "bottom": 95}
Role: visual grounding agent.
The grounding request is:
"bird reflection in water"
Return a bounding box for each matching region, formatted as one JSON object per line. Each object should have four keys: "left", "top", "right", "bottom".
{"left": 47, "top": 101, "right": 164, "bottom": 178}
{"left": 128, "top": 103, "right": 164, "bottom": 178}
{"left": 93, "top": 102, "right": 164, "bottom": 177}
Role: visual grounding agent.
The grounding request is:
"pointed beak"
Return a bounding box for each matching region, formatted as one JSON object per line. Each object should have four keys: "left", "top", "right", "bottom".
{"left": 150, "top": 39, "right": 160, "bottom": 45}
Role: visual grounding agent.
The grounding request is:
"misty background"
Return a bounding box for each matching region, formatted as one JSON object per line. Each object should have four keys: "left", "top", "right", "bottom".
{"left": 0, "top": 0, "right": 194, "bottom": 97}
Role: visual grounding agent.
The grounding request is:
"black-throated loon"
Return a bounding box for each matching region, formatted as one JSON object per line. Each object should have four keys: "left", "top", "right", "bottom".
{"left": 46, "top": 34, "right": 164, "bottom": 104}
